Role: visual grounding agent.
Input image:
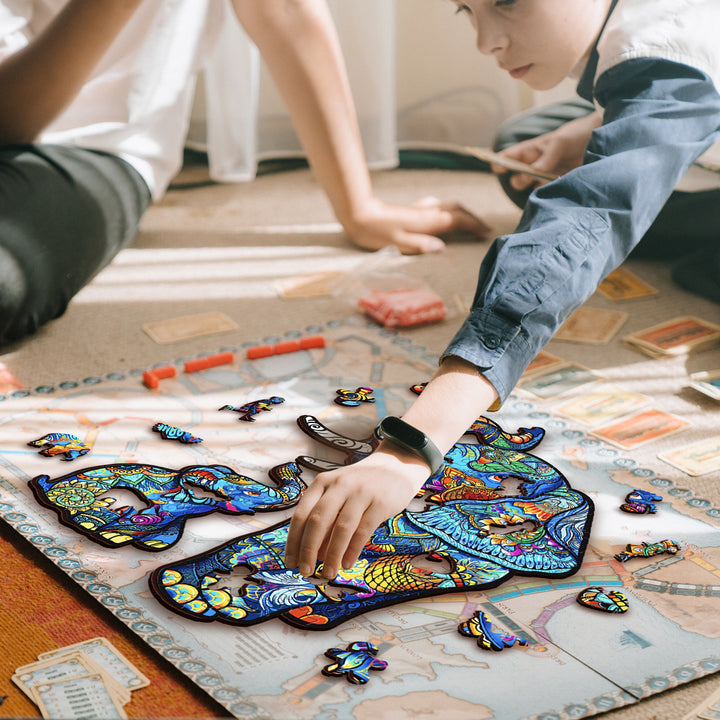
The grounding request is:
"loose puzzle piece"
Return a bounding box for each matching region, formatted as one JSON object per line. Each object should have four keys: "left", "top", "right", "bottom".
{"left": 334, "top": 387, "right": 375, "bottom": 407}
{"left": 457, "top": 611, "right": 528, "bottom": 651}
{"left": 614, "top": 539, "right": 681, "bottom": 562}
{"left": 219, "top": 397, "right": 284, "bottom": 422}
{"left": 150, "top": 416, "right": 594, "bottom": 629}
{"left": 576, "top": 586, "right": 629, "bottom": 613}
{"left": 152, "top": 422, "right": 202, "bottom": 444}
{"left": 27, "top": 433, "right": 90, "bottom": 461}
{"left": 619, "top": 488, "right": 662, "bottom": 514}
{"left": 321, "top": 642, "right": 387, "bottom": 684}
{"left": 29, "top": 462, "right": 305, "bottom": 551}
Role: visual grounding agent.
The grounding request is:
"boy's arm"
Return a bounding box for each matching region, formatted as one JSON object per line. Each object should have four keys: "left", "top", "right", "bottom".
{"left": 285, "top": 355, "right": 499, "bottom": 579}
{"left": 230, "top": 0, "right": 488, "bottom": 254}
{"left": 444, "top": 58, "right": 720, "bottom": 404}
{"left": 285, "top": 57, "right": 720, "bottom": 578}
{"left": 0, "top": 0, "right": 144, "bottom": 144}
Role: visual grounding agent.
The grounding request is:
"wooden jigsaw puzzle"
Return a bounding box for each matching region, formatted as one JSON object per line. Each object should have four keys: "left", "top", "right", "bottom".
{"left": 1, "top": 319, "right": 719, "bottom": 720}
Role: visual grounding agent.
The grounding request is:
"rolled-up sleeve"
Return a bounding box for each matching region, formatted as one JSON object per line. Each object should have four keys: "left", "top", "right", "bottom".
{"left": 443, "top": 58, "right": 720, "bottom": 405}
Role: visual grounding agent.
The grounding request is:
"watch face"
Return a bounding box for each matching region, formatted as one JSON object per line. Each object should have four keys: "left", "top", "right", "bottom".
{"left": 382, "top": 416, "right": 426, "bottom": 448}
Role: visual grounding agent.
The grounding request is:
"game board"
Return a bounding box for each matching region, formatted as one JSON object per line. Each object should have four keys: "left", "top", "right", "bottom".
{"left": 1, "top": 317, "right": 720, "bottom": 720}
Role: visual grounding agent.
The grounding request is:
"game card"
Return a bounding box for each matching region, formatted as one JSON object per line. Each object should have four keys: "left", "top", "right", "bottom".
{"left": 522, "top": 351, "right": 564, "bottom": 378}
{"left": 142, "top": 311, "right": 238, "bottom": 344}
{"left": 688, "top": 369, "right": 720, "bottom": 401}
{"left": 34, "top": 674, "right": 127, "bottom": 720}
{"left": 13, "top": 652, "right": 130, "bottom": 707}
{"left": 591, "top": 409, "right": 690, "bottom": 450}
{"left": 553, "top": 307, "right": 628, "bottom": 344}
{"left": 275, "top": 271, "right": 342, "bottom": 298}
{"left": 596, "top": 267, "right": 658, "bottom": 301}
{"left": 39, "top": 637, "right": 149, "bottom": 692}
{"left": 623, "top": 316, "right": 720, "bottom": 357}
{"left": 555, "top": 386, "right": 649, "bottom": 426}
{"left": 658, "top": 436, "right": 720, "bottom": 476}
{"left": 519, "top": 363, "right": 602, "bottom": 398}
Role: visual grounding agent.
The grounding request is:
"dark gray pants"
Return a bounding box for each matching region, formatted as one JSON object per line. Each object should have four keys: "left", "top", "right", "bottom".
{"left": 493, "top": 99, "right": 720, "bottom": 303}
{"left": 0, "top": 145, "right": 151, "bottom": 343}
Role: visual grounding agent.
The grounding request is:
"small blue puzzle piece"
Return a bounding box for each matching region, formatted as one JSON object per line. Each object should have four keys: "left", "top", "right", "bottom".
{"left": 620, "top": 488, "right": 663, "bottom": 514}
{"left": 220, "top": 396, "right": 284, "bottom": 422}
{"left": 152, "top": 423, "right": 203, "bottom": 444}
{"left": 322, "top": 641, "right": 387, "bottom": 684}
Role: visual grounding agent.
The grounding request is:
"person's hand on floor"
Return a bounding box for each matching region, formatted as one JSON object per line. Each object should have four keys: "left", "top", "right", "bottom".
{"left": 344, "top": 195, "right": 490, "bottom": 254}
{"left": 284, "top": 446, "right": 429, "bottom": 579}
{"left": 491, "top": 110, "right": 602, "bottom": 193}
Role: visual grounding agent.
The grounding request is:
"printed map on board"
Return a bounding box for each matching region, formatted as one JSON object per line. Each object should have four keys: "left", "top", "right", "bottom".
{"left": 1, "top": 318, "right": 719, "bottom": 720}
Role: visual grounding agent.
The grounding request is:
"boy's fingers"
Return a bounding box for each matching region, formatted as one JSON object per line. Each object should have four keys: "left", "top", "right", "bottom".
{"left": 284, "top": 484, "right": 326, "bottom": 568}
{"left": 294, "top": 491, "right": 347, "bottom": 577}
{"left": 341, "top": 505, "right": 387, "bottom": 570}
{"left": 510, "top": 172, "right": 541, "bottom": 191}
{"left": 318, "top": 501, "right": 366, "bottom": 578}
{"left": 393, "top": 231, "right": 446, "bottom": 255}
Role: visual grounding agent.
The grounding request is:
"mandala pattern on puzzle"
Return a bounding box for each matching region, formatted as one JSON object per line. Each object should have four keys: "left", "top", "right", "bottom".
{"left": 149, "top": 415, "right": 594, "bottom": 628}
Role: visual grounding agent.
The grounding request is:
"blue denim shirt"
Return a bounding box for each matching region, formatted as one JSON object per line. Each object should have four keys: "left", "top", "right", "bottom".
{"left": 443, "top": 58, "right": 720, "bottom": 405}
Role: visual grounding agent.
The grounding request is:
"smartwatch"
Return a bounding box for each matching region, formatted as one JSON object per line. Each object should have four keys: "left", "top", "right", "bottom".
{"left": 374, "top": 416, "right": 445, "bottom": 475}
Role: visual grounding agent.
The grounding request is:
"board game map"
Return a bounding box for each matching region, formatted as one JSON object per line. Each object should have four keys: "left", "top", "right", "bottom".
{"left": 1, "top": 318, "right": 719, "bottom": 720}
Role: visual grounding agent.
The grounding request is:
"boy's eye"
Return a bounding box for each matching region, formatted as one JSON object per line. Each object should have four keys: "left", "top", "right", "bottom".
{"left": 455, "top": 4, "right": 470, "bottom": 13}
{"left": 495, "top": 0, "right": 517, "bottom": 6}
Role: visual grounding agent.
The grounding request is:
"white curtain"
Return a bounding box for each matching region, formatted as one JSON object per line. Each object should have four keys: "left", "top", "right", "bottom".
{"left": 191, "top": 0, "right": 558, "bottom": 183}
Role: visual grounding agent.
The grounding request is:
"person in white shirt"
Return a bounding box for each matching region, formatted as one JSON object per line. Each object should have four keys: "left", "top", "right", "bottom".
{"left": 0, "top": 0, "right": 486, "bottom": 343}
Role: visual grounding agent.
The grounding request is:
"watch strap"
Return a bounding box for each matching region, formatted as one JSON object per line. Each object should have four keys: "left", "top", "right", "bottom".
{"left": 374, "top": 416, "right": 444, "bottom": 475}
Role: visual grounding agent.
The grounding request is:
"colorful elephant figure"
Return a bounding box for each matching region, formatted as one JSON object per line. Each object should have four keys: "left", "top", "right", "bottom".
{"left": 150, "top": 415, "right": 594, "bottom": 628}
{"left": 30, "top": 462, "right": 305, "bottom": 551}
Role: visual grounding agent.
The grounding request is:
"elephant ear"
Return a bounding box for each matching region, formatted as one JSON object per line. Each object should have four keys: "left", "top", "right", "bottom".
{"left": 406, "top": 495, "right": 591, "bottom": 575}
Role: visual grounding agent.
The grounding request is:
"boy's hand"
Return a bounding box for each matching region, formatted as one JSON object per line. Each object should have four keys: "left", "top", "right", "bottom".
{"left": 284, "top": 446, "right": 430, "bottom": 579}
{"left": 345, "top": 196, "right": 490, "bottom": 255}
{"left": 491, "top": 110, "right": 602, "bottom": 192}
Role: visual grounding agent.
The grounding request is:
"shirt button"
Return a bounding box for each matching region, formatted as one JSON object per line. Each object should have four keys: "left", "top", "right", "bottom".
{"left": 484, "top": 334, "right": 501, "bottom": 349}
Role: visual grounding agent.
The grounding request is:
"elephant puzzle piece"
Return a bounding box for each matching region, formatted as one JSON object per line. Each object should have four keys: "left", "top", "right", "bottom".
{"left": 29, "top": 462, "right": 305, "bottom": 551}
{"left": 28, "top": 433, "right": 90, "bottom": 461}
{"left": 322, "top": 642, "right": 387, "bottom": 684}
{"left": 458, "top": 611, "right": 528, "bottom": 651}
{"left": 150, "top": 415, "right": 594, "bottom": 629}
{"left": 219, "top": 396, "right": 284, "bottom": 422}
{"left": 619, "top": 488, "right": 663, "bottom": 514}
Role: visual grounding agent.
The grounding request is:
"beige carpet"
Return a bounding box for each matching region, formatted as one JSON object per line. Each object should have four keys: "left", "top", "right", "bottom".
{"left": 2, "top": 161, "right": 720, "bottom": 719}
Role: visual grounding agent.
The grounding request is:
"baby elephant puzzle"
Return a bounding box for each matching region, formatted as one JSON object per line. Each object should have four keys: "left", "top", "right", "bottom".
{"left": 149, "top": 415, "right": 594, "bottom": 629}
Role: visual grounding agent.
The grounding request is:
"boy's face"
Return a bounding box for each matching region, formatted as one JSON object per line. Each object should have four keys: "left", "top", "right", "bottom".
{"left": 452, "top": 0, "right": 613, "bottom": 90}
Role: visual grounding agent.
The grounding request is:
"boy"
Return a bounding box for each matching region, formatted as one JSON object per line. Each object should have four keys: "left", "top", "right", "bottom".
{"left": 285, "top": 0, "right": 720, "bottom": 580}
{"left": 0, "top": 0, "right": 485, "bottom": 343}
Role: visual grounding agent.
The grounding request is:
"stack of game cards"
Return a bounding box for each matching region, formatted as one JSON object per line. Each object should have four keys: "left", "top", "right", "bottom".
{"left": 12, "top": 637, "right": 149, "bottom": 719}
{"left": 623, "top": 316, "right": 720, "bottom": 358}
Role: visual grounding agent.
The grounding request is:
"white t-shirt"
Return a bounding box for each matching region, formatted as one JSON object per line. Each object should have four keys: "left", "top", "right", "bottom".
{"left": 0, "top": 0, "right": 226, "bottom": 197}
{"left": 596, "top": 0, "right": 720, "bottom": 190}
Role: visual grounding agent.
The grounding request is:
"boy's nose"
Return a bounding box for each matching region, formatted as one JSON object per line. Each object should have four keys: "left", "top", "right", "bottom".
{"left": 474, "top": 23, "right": 508, "bottom": 56}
